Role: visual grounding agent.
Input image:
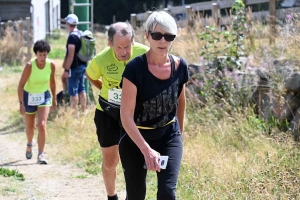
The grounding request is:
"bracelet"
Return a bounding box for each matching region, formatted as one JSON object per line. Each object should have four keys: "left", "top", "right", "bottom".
{"left": 64, "top": 69, "right": 69, "bottom": 72}
{"left": 20, "top": 102, "right": 23, "bottom": 104}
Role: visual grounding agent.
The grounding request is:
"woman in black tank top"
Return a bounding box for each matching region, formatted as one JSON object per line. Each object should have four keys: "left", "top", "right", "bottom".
{"left": 119, "top": 11, "right": 189, "bottom": 200}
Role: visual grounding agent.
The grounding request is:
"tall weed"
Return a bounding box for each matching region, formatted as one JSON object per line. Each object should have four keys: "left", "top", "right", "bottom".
{"left": 0, "top": 27, "right": 25, "bottom": 65}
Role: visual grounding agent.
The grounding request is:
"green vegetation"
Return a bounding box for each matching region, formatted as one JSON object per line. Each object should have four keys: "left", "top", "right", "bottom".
{"left": 75, "top": 175, "right": 88, "bottom": 179}
{"left": 0, "top": 167, "right": 25, "bottom": 181}
{"left": 0, "top": 0, "right": 300, "bottom": 199}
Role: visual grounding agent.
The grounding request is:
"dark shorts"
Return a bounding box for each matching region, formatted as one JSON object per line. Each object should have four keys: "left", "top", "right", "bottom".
{"left": 94, "top": 109, "right": 121, "bottom": 147}
{"left": 68, "top": 64, "right": 86, "bottom": 96}
{"left": 23, "top": 90, "right": 52, "bottom": 114}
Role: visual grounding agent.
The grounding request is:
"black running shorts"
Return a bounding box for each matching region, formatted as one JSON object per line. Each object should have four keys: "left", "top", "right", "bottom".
{"left": 94, "top": 109, "right": 121, "bottom": 147}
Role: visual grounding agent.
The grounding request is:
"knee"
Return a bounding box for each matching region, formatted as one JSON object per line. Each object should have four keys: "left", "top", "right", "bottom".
{"left": 157, "top": 186, "right": 176, "bottom": 200}
{"left": 26, "top": 124, "right": 35, "bottom": 132}
{"left": 37, "top": 120, "right": 47, "bottom": 131}
{"left": 102, "top": 156, "right": 119, "bottom": 171}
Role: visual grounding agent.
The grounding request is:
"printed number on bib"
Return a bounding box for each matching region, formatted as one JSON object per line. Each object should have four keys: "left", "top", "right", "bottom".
{"left": 108, "top": 88, "right": 122, "bottom": 105}
{"left": 28, "top": 93, "right": 45, "bottom": 106}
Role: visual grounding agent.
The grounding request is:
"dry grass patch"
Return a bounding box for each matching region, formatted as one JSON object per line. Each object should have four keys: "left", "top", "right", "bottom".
{"left": 0, "top": 27, "right": 25, "bottom": 65}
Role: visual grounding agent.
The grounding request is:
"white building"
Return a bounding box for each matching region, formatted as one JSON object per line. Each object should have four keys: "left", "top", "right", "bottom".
{"left": 31, "top": 0, "right": 61, "bottom": 41}
{"left": 0, "top": 0, "right": 61, "bottom": 41}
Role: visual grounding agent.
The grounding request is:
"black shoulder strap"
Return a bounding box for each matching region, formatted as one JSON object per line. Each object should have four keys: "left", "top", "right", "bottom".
{"left": 169, "top": 54, "right": 175, "bottom": 77}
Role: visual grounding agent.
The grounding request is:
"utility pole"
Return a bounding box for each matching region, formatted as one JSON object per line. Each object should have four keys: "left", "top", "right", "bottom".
{"left": 69, "top": 0, "right": 93, "bottom": 32}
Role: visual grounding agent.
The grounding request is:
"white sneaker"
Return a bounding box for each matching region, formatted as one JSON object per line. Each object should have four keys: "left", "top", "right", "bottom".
{"left": 281, "top": 0, "right": 295, "bottom": 7}
{"left": 37, "top": 154, "right": 48, "bottom": 165}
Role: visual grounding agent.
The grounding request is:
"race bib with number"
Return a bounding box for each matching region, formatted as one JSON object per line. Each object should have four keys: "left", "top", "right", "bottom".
{"left": 28, "top": 93, "right": 45, "bottom": 106}
{"left": 108, "top": 88, "right": 122, "bottom": 105}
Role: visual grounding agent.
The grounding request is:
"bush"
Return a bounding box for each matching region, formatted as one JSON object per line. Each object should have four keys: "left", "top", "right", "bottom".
{"left": 0, "top": 26, "right": 25, "bottom": 66}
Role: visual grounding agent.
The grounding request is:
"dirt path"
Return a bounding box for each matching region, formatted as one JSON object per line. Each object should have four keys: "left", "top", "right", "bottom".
{"left": 0, "top": 131, "right": 110, "bottom": 199}
{"left": 0, "top": 69, "right": 126, "bottom": 200}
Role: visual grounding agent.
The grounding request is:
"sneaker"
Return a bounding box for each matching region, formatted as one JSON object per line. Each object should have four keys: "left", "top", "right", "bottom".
{"left": 37, "top": 154, "right": 48, "bottom": 165}
{"left": 25, "top": 142, "right": 34, "bottom": 159}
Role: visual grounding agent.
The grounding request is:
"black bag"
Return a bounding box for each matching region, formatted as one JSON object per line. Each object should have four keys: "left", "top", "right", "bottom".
{"left": 98, "top": 96, "right": 120, "bottom": 121}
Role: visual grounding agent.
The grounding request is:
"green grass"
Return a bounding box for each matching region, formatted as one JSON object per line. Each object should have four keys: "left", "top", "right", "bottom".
{"left": 2, "top": 187, "right": 17, "bottom": 193}
{"left": 1, "top": 64, "right": 299, "bottom": 199}
{"left": 48, "top": 48, "right": 65, "bottom": 59}
{"left": 75, "top": 175, "right": 88, "bottom": 179}
{"left": 0, "top": 167, "right": 25, "bottom": 181}
{"left": 1, "top": 17, "right": 300, "bottom": 199}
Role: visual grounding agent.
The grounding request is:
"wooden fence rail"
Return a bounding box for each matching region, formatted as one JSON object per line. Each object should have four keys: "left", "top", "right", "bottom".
{"left": 0, "top": 17, "right": 32, "bottom": 61}
{"left": 131, "top": 0, "right": 272, "bottom": 24}
{"left": 130, "top": 0, "right": 298, "bottom": 42}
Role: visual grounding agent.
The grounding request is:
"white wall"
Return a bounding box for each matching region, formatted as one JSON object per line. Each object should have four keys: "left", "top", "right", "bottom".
{"left": 31, "top": 0, "right": 61, "bottom": 42}
{"left": 50, "top": 0, "right": 61, "bottom": 32}
{"left": 31, "top": 0, "right": 48, "bottom": 41}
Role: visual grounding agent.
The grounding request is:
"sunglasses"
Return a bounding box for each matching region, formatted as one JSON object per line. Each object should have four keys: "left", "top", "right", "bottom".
{"left": 149, "top": 32, "right": 176, "bottom": 42}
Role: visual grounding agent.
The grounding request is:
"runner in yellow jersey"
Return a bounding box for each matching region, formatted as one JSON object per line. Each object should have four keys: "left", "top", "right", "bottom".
{"left": 17, "top": 40, "right": 56, "bottom": 165}
{"left": 86, "top": 22, "right": 149, "bottom": 200}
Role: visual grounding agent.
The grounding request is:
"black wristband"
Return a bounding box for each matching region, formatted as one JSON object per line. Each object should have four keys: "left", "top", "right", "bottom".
{"left": 64, "top": 69, "right": 69, "bottom": 72}
{"left": 20, "top": 102, "right": 23, "bottom": 104}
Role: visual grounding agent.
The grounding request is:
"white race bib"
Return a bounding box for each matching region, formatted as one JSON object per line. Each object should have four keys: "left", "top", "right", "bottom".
{"left": 28, "top": 93, "right": 45, "bottom": 106}
{"left": 108, "top": 88, "right": 122, "bottom": 105}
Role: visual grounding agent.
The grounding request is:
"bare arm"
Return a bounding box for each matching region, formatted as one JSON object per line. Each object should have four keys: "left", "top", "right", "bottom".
{"left": 86, "top": 72, "right": 102, "bottom": 90}
{"left": 177, "top": 85, "right": 187, "bottom": 136}
{"left": 50, "top": 61, "right": 57, "bottom": 110}
{"left": 17, "top": 62, "right": 31, "bottom": 115}
{"left": 62, "top": 56, "right": 66, "bottom": 69}
{"left": 120, "top": 78, "right": 161, "bottom": 172}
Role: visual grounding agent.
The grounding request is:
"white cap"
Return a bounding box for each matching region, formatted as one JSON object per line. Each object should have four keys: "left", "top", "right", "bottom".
{"left": 65, "top": 14, "right": 78, "bottom": 25}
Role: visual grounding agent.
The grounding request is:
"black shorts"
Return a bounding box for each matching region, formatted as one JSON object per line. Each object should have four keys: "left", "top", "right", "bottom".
{"left": 94, "top": 109, "right": 121, "bottom": 147}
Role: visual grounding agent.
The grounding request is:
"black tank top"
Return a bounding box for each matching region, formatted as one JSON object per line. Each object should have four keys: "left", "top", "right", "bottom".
{"left": 122, "top": 54, "right": 189, "bottom": 128}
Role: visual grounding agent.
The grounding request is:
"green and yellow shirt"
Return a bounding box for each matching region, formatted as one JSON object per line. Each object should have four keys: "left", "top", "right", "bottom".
{"left": 24, "top": 58, "right": 52, "bottom": 93}
{"left": 86, "top": 42, "right": 149, "bottom": 110}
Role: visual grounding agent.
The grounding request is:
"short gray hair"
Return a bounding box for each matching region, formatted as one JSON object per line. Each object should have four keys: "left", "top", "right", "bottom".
{"left": 107, "top": 22, "right": 135, "bottom": 44}
{"left": 145, "top": 11, "right": 177, "bottom": 35}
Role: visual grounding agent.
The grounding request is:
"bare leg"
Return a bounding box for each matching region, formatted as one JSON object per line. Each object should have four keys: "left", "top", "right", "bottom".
{"left": 79, "top": 92, "right": 87, "bottom": 112}
{"left": 25, "top": 113, "right": 36, "bottom": 152}
{"left": 101, "top": 145, "right": 120, "bottom": 196}
{"left": 70, "top": 95, "right": 79, "bottom": 111}
{"left": 36, "top": 106, "right": 50, "bottom": 154}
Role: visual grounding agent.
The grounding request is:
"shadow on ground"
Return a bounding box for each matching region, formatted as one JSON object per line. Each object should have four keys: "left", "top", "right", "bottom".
{"left": 0, "top": 160, "right": 36, "bottom": 167}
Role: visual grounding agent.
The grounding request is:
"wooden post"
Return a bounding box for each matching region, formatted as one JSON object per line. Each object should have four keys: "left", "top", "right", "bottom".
{"left": 186, "top": 6, "right": 193, "bottom": 28}
{"left": 0, "top": 22, "right": 2, "bottom": 38}
{"left": 212, "top": 3, "right": 219, "bottom": 27}
{"left": 17, "top": 20, "right": 23, "bottom": 38}
{"left": 7, "top": 20, "right": 13, "bottom": 26}
{"left": 26, "top": 17, "right": 32, "bottom": 60}
{"left": 269, "top": 0, "right": 276, "bottom": 44}
{"left": 130, "top": 13, "right": 137, "bottom": 29}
